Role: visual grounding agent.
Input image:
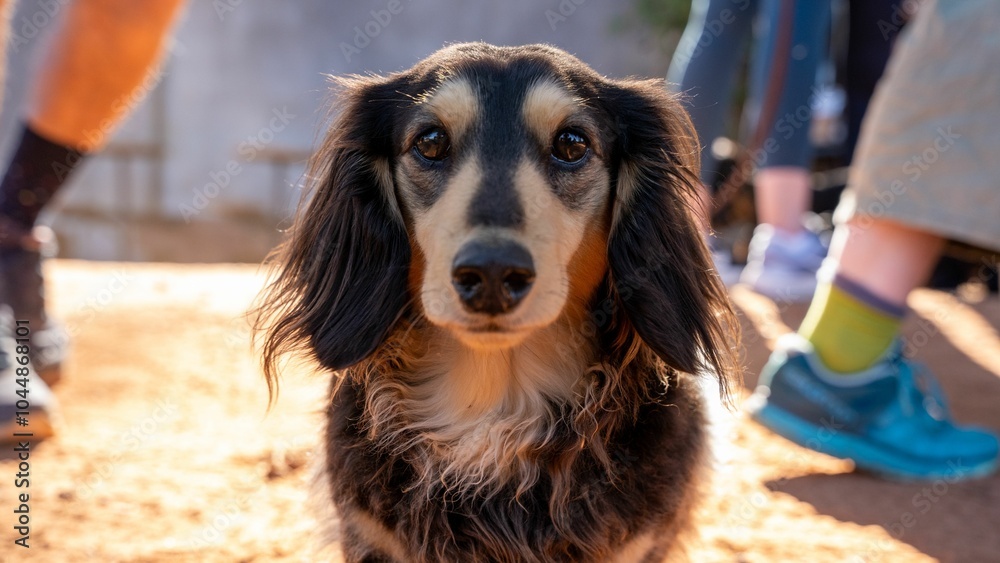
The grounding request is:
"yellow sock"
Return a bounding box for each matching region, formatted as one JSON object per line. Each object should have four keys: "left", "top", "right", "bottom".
{"left": 798, "top": 281, "right": 902, "bottom": 373}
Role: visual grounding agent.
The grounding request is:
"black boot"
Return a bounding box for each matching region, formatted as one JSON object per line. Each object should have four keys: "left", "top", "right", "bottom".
{"left": 0, "top": 217, "right": 69, "bottom": 386}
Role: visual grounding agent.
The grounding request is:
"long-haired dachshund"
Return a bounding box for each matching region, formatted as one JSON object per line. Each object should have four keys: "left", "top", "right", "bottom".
{"left": 256, "top": 43, "right": 740, "bottom": 562}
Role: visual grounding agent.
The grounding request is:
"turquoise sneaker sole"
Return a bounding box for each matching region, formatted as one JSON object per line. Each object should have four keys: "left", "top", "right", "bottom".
{"left": 750, "top": 400, "right": 999, "bottom": 482}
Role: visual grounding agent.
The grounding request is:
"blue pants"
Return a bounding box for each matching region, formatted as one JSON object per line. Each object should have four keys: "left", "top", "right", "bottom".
{"left": 667, "top": 0, "right": 831, "bottom": 185}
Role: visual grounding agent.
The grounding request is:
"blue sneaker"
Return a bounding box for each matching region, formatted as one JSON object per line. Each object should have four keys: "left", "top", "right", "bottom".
{"left": 746, "top": 334, "right": 999, "bottom": 481}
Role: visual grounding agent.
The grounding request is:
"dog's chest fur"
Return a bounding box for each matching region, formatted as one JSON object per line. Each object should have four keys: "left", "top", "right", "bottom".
{"left": 323, "top": 343, "right": 707, "bottom": 563}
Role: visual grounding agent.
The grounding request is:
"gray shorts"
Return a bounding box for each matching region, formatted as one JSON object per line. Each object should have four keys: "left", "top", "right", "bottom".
{"left": 837, "top": 0, "right": 1000, "bottom": 251}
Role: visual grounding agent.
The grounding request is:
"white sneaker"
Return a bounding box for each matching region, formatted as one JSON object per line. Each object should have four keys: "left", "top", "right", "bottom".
{"left": 0, "top": 307, "right": 58, "bottom": 443}
{"left": 739, "top": 224, "right": 827, "bottom": 302}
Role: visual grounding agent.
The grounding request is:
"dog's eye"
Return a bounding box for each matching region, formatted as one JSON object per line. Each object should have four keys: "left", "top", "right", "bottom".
{"left": 551, "top": 129, "right": 589, "bottom": 164}
{"left": 413, "top": 128, "right": 450, "bottom": 161}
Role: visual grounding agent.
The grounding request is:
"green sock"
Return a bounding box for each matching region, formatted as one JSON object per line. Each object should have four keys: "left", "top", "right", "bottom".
{"left": 798, "top": 277, "right": 903, "bottom": 374}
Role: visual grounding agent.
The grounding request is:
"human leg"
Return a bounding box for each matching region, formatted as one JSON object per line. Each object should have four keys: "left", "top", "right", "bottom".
{"left": 747, "top": 0, "right": 1000, "bottom": 479}
{"left": 0, "top": 0, "right": 186, "bottom": 435}
{"left": 1, "top": 0, "right": 186, "bottom": 233}
{"left": 668, "top": 0, "right": 757, "bottom": 283}
{"left": 738, "top": 0, "right": 831, "bottom": 299}
{"left": 747, "top": 217, "right": 997, "bottom": 480}
{"left": 799, "top": 218, "right": 945, "bottom": 372}
{"left": 667, "top": 0, "right": 757, "bottom": 188}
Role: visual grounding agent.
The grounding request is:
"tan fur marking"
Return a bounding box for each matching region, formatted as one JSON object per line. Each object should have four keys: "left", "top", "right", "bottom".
{"left": 564, "top": 221, "right": 609, "bottom": 322}
{"left": 507, "top": 159, "right": 582, "bottom": 329}
{"left": 613, "top": 160, "right": 641, "bottom": 229}
{"left": 407, "top": 235, "right": 428, "bottom": 306}
{"left": 412, "top": 158, "right": 482, "bottom": 327}
{"left": 418, "top": 78, "right": 479, "bottom": 141}
{"left": 371, "top": 157, "right": 402, "bottom": 223}
{"left": 612, "top": 531, "right": 658, "bottom": 563}
{"left": 344, "top": 508, "right": 409, "bottom": 562}
{"left": 522, "top": 79, "right": 582, "bottom": 143}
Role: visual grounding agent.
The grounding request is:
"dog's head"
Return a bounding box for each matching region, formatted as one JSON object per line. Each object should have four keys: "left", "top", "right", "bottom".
{"left": 258, "top": 43, "right": 738, "bottom": 396}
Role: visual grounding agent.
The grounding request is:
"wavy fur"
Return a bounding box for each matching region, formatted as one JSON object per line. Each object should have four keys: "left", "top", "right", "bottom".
{"left": 254, "top": 43, "right": 740, "bottom": 562}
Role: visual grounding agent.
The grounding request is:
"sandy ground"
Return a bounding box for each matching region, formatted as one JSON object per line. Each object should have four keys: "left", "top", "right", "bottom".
{"left": 1, "top": 260, "right": 998, "bottom": 562}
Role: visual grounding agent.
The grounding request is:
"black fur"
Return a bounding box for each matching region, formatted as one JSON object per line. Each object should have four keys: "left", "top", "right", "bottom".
{"left": 467, "top": 67, "right": 529, "bottom": 228}
{"left": 599, "top": 81, "right": 736, "bottom": 397}
{"left": 256, "top": 78, "right": 415, "bottom": 374}
{"left": 256, "top": 43, "right": 740, "bottom": 562}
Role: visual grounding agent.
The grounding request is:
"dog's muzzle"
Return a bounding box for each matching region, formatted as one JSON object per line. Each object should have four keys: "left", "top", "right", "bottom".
{"left": 451, "top": 239, "right": 535, "bottom": 316}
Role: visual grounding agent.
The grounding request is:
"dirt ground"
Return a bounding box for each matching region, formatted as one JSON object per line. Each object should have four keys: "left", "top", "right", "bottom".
{"left": 1, "top": 260, "right": 998, "bottom": 562}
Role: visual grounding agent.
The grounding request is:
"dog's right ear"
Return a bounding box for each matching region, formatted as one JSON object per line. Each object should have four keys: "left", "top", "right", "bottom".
{"left": 255, "top": 75, "right": 410, "bottom": 388}
{"left": 597, "top": 79, "right": 741, "bottom": 402}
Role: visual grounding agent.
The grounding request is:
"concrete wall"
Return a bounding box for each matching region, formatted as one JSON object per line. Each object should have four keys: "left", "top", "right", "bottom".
{"left": 1, "top": 0, "right": 667, "bottom": 262}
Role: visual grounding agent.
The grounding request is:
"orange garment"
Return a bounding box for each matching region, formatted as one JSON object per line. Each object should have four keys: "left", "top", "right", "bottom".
{"left": 27, "top": 0, "right": 186, "bottom": 152}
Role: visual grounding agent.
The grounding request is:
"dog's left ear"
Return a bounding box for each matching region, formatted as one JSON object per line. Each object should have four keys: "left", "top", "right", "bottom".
{"left": 255, "top": 75, "right": 411, "bottom": 388}
{"left": 599, "top": 79, "right": 740, "bottom": 398}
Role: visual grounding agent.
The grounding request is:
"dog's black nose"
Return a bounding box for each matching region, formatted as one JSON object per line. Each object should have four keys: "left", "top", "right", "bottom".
{"left": 451, "top": 240, "right": 535, "bottom": 315}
